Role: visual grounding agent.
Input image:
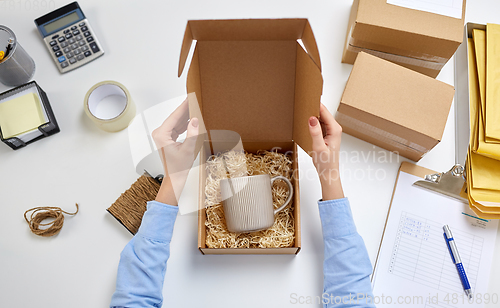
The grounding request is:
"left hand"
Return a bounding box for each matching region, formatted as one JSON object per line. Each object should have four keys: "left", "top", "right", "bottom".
{"left": 152, "top": 98, "right": 199, "bottom": 205}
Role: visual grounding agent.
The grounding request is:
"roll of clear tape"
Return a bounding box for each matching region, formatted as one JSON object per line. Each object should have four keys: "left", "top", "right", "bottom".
{"left": 84, "top": 81, "right": 136, "bottom": 132}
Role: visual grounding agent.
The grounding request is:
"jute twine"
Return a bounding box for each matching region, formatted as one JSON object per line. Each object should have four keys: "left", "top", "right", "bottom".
{"left": 24, "top": 204, "right": 79, "bottom": 237}
{"left": 107, "top": 175, "right": 161, "bottom": 234}
{"left": 205, "top": 150, "right": 295, "bottom": 249}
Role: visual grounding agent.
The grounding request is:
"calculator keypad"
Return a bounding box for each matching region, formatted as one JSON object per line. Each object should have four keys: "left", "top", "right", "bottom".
{"left": 45, "top": 19, "right": 103, "bottom": 73}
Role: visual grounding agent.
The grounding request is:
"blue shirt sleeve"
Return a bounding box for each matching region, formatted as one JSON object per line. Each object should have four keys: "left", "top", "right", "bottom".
{"left": 319, "top": 198, "right": 376, "bottom": 307}
{"left": 110, "top": 201, "right": 178, "bottom": 308}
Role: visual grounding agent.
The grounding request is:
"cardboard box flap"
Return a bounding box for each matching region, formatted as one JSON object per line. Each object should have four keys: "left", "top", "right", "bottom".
{"left": 179, "top": 19, "right": 322, "bottom": 77}
{"left": 179, "top": 23, "right": 194, "bottom": 78}
{"left": 301, "top": 20, "right": 322, "bottom": 71}
{"left": 293, "top": 45, "right": 322, "bottom": 155}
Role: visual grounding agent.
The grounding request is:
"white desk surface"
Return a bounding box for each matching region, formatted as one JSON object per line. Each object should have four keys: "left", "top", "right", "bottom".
{"left": 1, "top": 1, "right": 500, "bottom": 307}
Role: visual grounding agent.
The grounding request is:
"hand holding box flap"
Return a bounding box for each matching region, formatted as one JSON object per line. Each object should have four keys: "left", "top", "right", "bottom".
{"left": 293, "top": 46, "right": 322, "bottom": 155}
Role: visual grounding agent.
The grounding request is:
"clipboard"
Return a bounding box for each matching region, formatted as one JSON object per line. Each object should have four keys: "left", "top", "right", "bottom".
{"left": 371, "top": 161, "right": 499, "bottom": 307}
{"left": 371, "top": 161, "right": 435, "bottom": 281}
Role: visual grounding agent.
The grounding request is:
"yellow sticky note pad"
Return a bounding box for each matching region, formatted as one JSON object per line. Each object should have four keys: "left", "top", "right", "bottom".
{"left": 485, "top": 23, "right": 500, "bottom": 141}
{"left": 0, "top": 93, "right": 46, "bottom": 139}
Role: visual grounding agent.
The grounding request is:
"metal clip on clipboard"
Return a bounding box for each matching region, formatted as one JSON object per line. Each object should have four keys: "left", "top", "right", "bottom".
{"left": 412, "top": 23, "right": 479, "bottom": 204}
{"left": 413, "top": 164, "right": 467, "bottom": 202}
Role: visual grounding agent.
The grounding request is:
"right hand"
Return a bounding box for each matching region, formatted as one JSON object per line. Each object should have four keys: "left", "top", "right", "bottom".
{"left": 151, "top": 98, "right": 200, "bottom": 205}
{"left": 308, "top": 104, "right": 345, "bottom": 200}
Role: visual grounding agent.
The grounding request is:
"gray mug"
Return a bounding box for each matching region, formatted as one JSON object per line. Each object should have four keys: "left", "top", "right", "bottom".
{"left": 220, "top": 174, "right": 293, "bottom": 233}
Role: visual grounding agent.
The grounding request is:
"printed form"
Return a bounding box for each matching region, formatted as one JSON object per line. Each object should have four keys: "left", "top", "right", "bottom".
{"left": 372, "top": 172, "right": 499, "bottom": 307}
{"left": 387, "top": 0, "right": 463, "bottom": 19}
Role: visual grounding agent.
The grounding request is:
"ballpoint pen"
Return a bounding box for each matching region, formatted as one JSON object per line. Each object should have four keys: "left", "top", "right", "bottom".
{"left": 443, "top": 225, "right": 473, "bottom": 300}
{"left": 4, "top": 38, "right": 14, "bottom": 58}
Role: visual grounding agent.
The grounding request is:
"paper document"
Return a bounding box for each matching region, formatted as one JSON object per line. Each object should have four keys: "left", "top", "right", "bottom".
{"left": 372, "top": 171, "right": 499, "bottom": 307}
{"left": 387, "top": 0, "right": 463, "bottom": 19}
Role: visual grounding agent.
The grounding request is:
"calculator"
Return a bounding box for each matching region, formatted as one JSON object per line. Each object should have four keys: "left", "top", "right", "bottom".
{"left": 34, "top": 1, "right": 104, "bottom": 73}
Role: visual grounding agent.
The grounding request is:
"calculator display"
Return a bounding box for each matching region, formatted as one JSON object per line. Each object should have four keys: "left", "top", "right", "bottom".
{"left": 43, "top": 12, "right": 79, "bottom": 33}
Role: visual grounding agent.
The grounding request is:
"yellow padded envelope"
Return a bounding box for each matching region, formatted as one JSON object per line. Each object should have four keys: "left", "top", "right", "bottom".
{"left": 0, "top": 93, "right": 46, "bottom": 139}
{"left": 473, "top": 30, "right": 486, "bottom": 123}
{"left": 485, "top": 24, "right": 500, "bottom": 141}
{"left": 468, "top": 37, "right": 480, "bottom": 151}
{"left": 470, "top": 148, "right": 500, "bottom": 191}
{"left": 471, "top": 30, "right": 500, "bottom": 159}
{"left": 467, "top": 150, "right": 500, "bottom": 219}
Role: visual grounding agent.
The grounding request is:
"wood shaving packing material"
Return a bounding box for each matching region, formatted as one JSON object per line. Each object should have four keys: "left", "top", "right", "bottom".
{"left": 204, "top": 150, "right": 295, "bottom": 248}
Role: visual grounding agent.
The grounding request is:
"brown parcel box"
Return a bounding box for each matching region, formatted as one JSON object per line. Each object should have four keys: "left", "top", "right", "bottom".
{"left": 342, "top": 0, "right": 466, "bottom": 78}
{"left": 336, "top": 52, "right": 454, "bottom": 161}
{"left": 178, "top": 19, "right": 323, "bottom": 255}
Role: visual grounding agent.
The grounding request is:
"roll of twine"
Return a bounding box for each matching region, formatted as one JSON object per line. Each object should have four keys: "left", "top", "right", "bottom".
{"left": 24, "top": 204, "right": 79, "bottom": 237}
{"left": 107, "top": 175, "right": 161, "bottom": 234}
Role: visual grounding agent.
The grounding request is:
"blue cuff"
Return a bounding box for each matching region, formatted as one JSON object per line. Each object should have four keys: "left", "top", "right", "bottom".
{"left": 136, "top": 201, "right": 179, "bottom": 243}
{"left": 318, "top": 198, "right": 357, "bottom": 239}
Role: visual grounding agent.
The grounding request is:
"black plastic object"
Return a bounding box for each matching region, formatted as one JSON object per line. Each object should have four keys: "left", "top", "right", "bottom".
{"left": 0, "top": 81, "right": 60, "bottom": 150}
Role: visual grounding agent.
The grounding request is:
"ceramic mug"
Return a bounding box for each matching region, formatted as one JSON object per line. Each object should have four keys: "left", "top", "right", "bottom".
{"left": 220, "top": 174, "right": 293, "bottom": 233}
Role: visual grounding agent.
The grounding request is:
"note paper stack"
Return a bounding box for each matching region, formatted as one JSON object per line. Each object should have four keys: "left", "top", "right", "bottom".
{"left": 0, "top": 89, "right": 47, "bottom": 143}
{"left": 465, "top": 23, "right": 500, "bottom": 219}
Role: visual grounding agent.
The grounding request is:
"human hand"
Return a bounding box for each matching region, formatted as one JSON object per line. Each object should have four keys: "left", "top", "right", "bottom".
{"left": 152, "top": 98, "right": 199, "bottom": 205}
{"left": 308, "top": 104, "right": 344, "bottom": 200}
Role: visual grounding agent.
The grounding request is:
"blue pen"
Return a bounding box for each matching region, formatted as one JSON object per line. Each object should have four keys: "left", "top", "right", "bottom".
{"left": 443, "top": 225, "right": 473, "bottom": 300}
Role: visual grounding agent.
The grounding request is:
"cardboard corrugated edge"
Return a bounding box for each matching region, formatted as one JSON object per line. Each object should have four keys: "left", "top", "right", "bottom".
{"left": 371, "top": 162, "right": 435, "bottom": 281}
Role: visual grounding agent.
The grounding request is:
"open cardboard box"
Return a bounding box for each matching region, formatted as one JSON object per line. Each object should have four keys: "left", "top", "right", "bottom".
{"left": 178, "top": 19, "right": 323, "bottom": 255}
{"left": 342, "top": 0, "right": 466, "bottom": 78}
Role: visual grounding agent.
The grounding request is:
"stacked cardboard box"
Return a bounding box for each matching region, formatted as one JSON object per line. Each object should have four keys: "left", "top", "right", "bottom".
{"left": 337, "top": 52, "right": 454, "bottom": 162}
{"left": 342, "top": 0, "right": 466, "bottom": 78}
